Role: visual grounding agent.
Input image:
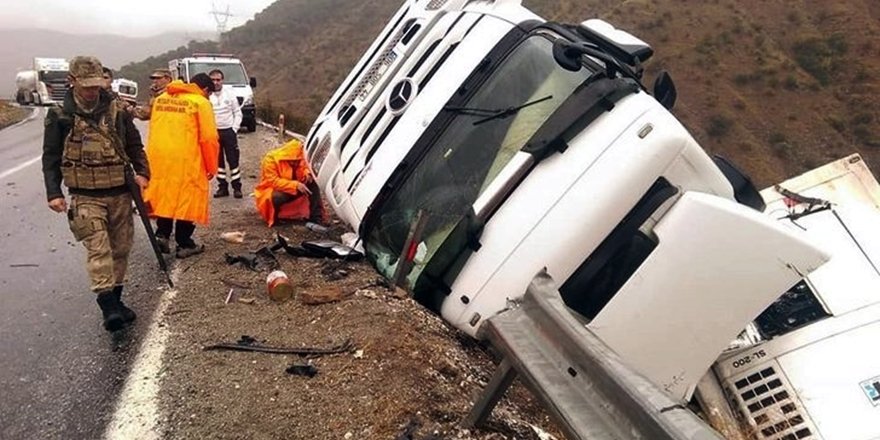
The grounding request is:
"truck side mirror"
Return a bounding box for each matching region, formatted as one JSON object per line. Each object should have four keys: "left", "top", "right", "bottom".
{"left": 250, "top": 77, "right": 257, "bottom": 88}
{"left": 652, "top": 71, "right": 676, "bottom": 110}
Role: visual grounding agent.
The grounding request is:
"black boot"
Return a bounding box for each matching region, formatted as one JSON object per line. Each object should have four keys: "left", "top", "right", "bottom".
{"left": 112, "top": 285, "right": 137, "bottom": 324}
{"left": 214, "top": 186, "right": 229, "bottom": 198}
{"left": 96, "top": 291, "right": 125, "bottom": 332}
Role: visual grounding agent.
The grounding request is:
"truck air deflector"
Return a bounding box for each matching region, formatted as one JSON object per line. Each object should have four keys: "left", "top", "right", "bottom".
{"left": 522, "top": 76, "right": 639, "bottom": 162}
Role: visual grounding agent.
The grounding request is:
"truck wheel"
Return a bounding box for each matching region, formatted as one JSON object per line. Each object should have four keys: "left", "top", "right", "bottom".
{"left": 247, "top": 119, "right": 257, "bottom": 132}
{"left": 16, "top": 91, "right": 26, "bottom": 105}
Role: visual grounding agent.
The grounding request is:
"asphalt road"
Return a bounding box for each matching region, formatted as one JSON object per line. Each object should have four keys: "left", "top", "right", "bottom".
{"left": 0, "top": 107, "right": 163, "bottom": 439}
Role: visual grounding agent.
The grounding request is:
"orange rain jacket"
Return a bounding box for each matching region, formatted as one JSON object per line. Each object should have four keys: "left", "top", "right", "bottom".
{"left": 254, "top": 139, "right": 314, "bottom": 226}
{"left": 144, "top": 80, "right": 219, "bottom": 225}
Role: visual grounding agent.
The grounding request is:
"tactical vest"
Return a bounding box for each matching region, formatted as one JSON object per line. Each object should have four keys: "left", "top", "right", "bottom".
{"left": 60, "top": 103, "right": 128, "bottom": 189}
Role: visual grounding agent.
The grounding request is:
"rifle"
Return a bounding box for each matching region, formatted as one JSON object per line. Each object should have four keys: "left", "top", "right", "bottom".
{"left": 125, "top": 166, "right": 173, "bottom": 287}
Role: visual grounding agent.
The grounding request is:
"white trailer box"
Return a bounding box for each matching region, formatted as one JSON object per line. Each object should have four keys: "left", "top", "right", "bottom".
{"left": 714, "top": 154, "right": 880, "bottom": 440}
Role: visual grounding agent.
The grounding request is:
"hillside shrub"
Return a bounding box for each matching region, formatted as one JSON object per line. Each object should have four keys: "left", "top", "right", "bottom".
{"left": 707, "top": 114, "right": 733, "bottom": 137}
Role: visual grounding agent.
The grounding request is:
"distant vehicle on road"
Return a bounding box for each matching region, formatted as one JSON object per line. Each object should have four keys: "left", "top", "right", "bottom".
{"left": 31, "top": 57, "right": 69, "bottom": 105}
{"left": 168, "top": 53, "right": 257, "bottom": 132}
{"left": 14, "top": 70, "right": 37, "bottom": 105}
{"left": 111, "top": 78, "right": 138, "bottom": 105}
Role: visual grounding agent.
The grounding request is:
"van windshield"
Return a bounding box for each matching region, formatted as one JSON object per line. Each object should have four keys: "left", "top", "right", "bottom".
{"left": 364, "top": 34, "right": 595, "bottom": 293}
{"left": 188, "top": 62, "right": 248, "bottom": 84}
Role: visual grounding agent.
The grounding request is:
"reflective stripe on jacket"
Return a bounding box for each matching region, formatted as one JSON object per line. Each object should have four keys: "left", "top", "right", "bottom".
{"left": 254, "top": 139, "right": 313, "bottom": 226}
{"left": 143, "top": 80, "right": 219, "bottom": 225}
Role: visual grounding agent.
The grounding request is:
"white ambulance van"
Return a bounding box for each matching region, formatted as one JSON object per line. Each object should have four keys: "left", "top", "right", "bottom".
{"left": 169, "top": 53, "right": 258, "bottom": 131}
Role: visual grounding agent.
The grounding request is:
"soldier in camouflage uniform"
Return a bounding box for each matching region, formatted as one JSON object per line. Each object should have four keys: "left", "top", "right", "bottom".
{"left": 131, "top": 68, "right": 172, "bottom": 121}
{"left": 42, "top": 56, "right": 151, "bottom": 332}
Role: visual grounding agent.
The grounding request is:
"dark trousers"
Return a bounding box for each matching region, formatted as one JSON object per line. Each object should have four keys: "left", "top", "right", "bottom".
{"left": 271, "top": 180, "right": 323, "bottom": 222}
{"left": 217, "top": 128, "right": 241, "bottom": 190}
{"left": 156, "top": 217, "right": 196, "bottom": 248}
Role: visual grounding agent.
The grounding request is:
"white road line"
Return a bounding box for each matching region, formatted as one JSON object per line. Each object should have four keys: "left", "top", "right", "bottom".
{"left": 105, "top": 269, "right": 180, "bottom": 440}
{"left": 0, "top": 155, "right": 41, "bottom": 181}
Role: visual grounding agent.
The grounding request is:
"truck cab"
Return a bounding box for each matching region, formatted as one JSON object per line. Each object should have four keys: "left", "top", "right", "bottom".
{"left": 33, "top": 57, "right": 69, "bottom": 105}
{"left": 305, "top": 0, "right": 829, "bottom": 400}
{"left": 168, "top": 53, "right": 257, "bottom": 131}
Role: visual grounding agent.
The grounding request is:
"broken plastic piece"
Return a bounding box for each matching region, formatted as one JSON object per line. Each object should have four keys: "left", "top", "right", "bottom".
{"left": 285, "top": 363, "right": 318, "bottom": 377}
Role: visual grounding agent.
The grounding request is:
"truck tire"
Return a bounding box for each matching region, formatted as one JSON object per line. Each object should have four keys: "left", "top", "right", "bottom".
{"left": 246, "top": 119, "right": 257, "bottom": 132}
{"left": 16, "top": 90, "right": 26, "bottom": 105}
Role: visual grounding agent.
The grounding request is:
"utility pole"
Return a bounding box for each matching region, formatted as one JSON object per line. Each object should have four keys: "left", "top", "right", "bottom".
{"left": 209, "top": 2, "right": 233, "bottom": 40}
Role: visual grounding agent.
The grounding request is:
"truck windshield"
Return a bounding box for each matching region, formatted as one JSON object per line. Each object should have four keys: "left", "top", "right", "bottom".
{"left": 187, "top": 63, "right": 248, "bottom": 84}
{"left": 38, "top": 71, "right": 68, "bottom": 82}
{"left": 364, "top": 34, "right": 596, "bottom": 293}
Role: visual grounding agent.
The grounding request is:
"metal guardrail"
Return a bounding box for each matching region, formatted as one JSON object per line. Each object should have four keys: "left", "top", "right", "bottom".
{"left": 464, "top": 270, "right": 725, "bottom": 440}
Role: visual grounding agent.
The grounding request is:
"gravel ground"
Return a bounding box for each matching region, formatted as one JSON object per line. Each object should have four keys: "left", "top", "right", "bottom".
{"left": 155, "top": 128, "right": 562, "bottom": 439}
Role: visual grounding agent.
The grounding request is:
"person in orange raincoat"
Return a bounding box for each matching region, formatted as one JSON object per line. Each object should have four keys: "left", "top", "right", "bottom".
{"left": 254, "top": 138, "right": 325, "bottom": 227}
{"left": 144, "top": 73, "right": 220, "bottom": 258}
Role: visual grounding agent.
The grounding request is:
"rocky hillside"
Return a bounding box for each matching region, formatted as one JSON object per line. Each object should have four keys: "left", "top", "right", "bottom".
{"left": 120, "top": 0, "right": 880, "bottom": 186}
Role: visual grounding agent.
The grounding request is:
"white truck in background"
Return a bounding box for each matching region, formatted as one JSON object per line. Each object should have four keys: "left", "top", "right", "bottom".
{"left": 305, "top": 0, "right": 828, "bottom": 403}
{"left": 14, "top": 70, "right": 37, "bottom": 105}
{"left": 30, "top": 57, "right": 69, "bottom": 105}
{"left": 111, "top": 78, "right": 138, "bottom": 105}
{"left": 168, "top": 53, "right": 258, "bottom": 132}
{"left": 701, "top": 154, "right": 880, "bottom": 440}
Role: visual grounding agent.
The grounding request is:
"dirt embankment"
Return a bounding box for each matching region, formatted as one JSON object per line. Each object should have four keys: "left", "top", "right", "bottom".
{"left": 155, "top": 128, "right": 561, "bottom": 439}
{"left": 0, "top": 101, "right": 31, "bottom": 130}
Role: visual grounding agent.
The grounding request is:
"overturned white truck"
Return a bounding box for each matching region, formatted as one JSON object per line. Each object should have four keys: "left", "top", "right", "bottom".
{"left": 305, "top": 0, "right": 828, "bottom": 419}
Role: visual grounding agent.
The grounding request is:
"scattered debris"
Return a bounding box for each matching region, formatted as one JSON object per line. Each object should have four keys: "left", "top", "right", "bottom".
{"left": 285, "top": 363, "right": 318, "bottom": 377}
{"left": 224, "top": 288, "right": 236, "bottom": 304}
{"left": 299, "top": 286, "right": 353, "bottom": 305}
{"left": 340, "top": 232, "right": 365, "bottom": 254}
{"left": 272, "top": 233, "right": 363, "bottom": 260}
{"left": 203, "top": 336, "right": 354, "bottom": 355}
{"left": 237, "top": 297, "right": 256, "bottom": 305}
{"left": 221, "top": 278, "right": 251, "bottom": 290}
{"left": 224, "top": 253, "right": 259, "bottom": 270}
{"left": 266, "top": 270, "right": 295, "bottom": 302}
{"left": 220, "top": 231, "right": 246, "bottom": 243}
{"left": 9, "top": 263, "right": 39, "bottom": 268}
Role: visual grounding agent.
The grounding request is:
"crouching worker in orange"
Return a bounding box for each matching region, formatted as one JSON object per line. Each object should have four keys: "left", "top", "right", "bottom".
{"left": 254, "top": 139, "right": 325, "bottom": 227}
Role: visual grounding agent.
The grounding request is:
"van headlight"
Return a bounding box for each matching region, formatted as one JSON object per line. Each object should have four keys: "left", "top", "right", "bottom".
{"left": 242, "top": 96, "right": 254, "bottom": 106}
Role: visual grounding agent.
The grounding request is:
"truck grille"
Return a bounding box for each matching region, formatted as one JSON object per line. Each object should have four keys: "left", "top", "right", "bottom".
{"left": 48, "top": 81, "right": 68, "bottom": 102}
{"left": 723, "top": 361, "right": 819, "bottom": 440}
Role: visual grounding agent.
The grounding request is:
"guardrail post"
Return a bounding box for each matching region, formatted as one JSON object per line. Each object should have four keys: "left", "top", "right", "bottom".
{"left": 278, "top": 114, "right": 286, "bottom": 142}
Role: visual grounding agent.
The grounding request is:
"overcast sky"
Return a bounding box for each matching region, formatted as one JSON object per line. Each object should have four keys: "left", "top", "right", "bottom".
{"left": 0, "top": 0, "right": 277, "bottom": 37}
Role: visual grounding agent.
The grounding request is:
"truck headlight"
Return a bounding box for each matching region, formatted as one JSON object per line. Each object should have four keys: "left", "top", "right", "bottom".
{"left": 310, "top": 134, "right": 332, "bottom": 176}
{"left": 242, "top": 96, "right": 254, "bottom": 107}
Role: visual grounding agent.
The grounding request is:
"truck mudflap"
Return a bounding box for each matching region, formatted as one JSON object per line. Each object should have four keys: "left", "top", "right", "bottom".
{"left": 588, "top": 191, "right": 829, "bottom": 400}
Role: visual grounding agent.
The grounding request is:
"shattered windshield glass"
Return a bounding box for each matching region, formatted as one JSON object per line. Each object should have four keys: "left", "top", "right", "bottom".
{"left": 365, "top": 34, "right": 595, "bottom": 292}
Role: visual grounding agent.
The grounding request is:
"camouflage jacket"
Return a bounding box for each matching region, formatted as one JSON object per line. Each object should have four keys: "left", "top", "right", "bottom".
{"left": 42, "top": 89, "right": 149, "bottom": 200}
